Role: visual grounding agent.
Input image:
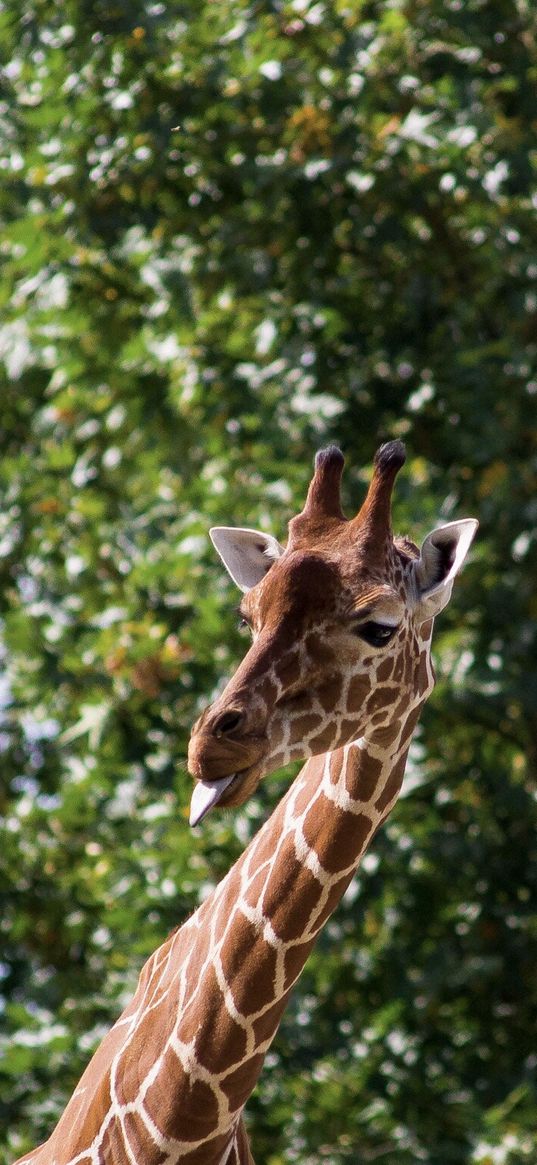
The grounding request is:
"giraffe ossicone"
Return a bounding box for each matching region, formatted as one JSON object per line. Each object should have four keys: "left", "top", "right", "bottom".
{"left": 17, "top": 443, "right": 477, "bottom": 1165}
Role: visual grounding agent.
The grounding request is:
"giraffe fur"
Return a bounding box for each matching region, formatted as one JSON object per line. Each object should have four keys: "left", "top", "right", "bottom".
{"left": 17, "top": 444, "right": 477, "bottom": 1165}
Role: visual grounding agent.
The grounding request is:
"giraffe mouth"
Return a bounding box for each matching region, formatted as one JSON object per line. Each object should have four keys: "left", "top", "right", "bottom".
{"left": 189, "top": 772, "right": 240, "bottom": 827}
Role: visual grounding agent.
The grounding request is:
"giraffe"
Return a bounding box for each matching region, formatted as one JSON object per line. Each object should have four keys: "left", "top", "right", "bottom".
{"left": 16, "top": 442, "right": 477, "bottom": 1165}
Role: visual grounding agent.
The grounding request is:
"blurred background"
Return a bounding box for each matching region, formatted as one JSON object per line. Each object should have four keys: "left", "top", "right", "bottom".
{"left": 0, "top": 1, "right": 536, "bottom": 1162}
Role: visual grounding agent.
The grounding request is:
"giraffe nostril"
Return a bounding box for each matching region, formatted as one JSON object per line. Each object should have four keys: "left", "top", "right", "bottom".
{"left": 213, "top": 709, "right": 244, "bottom": 738}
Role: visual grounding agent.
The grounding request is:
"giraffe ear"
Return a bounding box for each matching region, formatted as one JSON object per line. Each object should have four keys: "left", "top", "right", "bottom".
{"left": 412, "top": 519, "right": 478, "bottom": 621}
{"left": 209, "top": 527, "right": 285, "bottom": 592}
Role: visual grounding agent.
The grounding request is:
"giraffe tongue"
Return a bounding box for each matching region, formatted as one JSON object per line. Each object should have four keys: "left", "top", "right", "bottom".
{"left": 189, "top": 773, "right": 237, "bottom": 827}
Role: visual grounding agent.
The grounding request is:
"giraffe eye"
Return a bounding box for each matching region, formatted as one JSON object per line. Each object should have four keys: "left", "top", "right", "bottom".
{"left": 356, "top": 620, "right": 399, "bottom": 647}
{"left": 236, "top": 607, "right": 253, "bottom": 634}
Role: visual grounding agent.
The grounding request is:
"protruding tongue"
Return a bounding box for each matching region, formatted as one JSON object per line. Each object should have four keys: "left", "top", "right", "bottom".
{"left": 189, "top": 773, "right": 237, "bottom": 827}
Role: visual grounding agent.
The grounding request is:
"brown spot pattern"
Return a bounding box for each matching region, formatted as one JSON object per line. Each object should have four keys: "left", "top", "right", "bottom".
{"left": 26, "top": 447, "right": 450, "bottom": 1165}
{"left": 302, "top": 794, "right": 372, "bottom": 874}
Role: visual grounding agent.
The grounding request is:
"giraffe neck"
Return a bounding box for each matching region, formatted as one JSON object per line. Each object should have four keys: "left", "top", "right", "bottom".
{"left": 26, "top": 687, "right": 426, "bottom": 1165}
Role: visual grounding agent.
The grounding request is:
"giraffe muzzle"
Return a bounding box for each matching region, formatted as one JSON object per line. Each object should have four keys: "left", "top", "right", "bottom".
{"left": 187, "top": 702, "right": 269, "bottom": 825}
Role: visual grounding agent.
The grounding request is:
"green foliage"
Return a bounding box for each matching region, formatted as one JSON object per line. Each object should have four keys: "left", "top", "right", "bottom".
{"left": 1, "top": 1, "right": 536, "bottom": 1162}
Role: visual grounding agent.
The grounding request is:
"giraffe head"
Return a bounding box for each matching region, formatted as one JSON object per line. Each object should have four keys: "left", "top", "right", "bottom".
{"left": 188, "top": 442, "right": 477, "bottom": 825}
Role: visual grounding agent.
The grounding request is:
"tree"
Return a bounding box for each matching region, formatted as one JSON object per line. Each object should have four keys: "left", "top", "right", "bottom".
{"left": 1, "top": 2, "right": 536, "bottom": 1162}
